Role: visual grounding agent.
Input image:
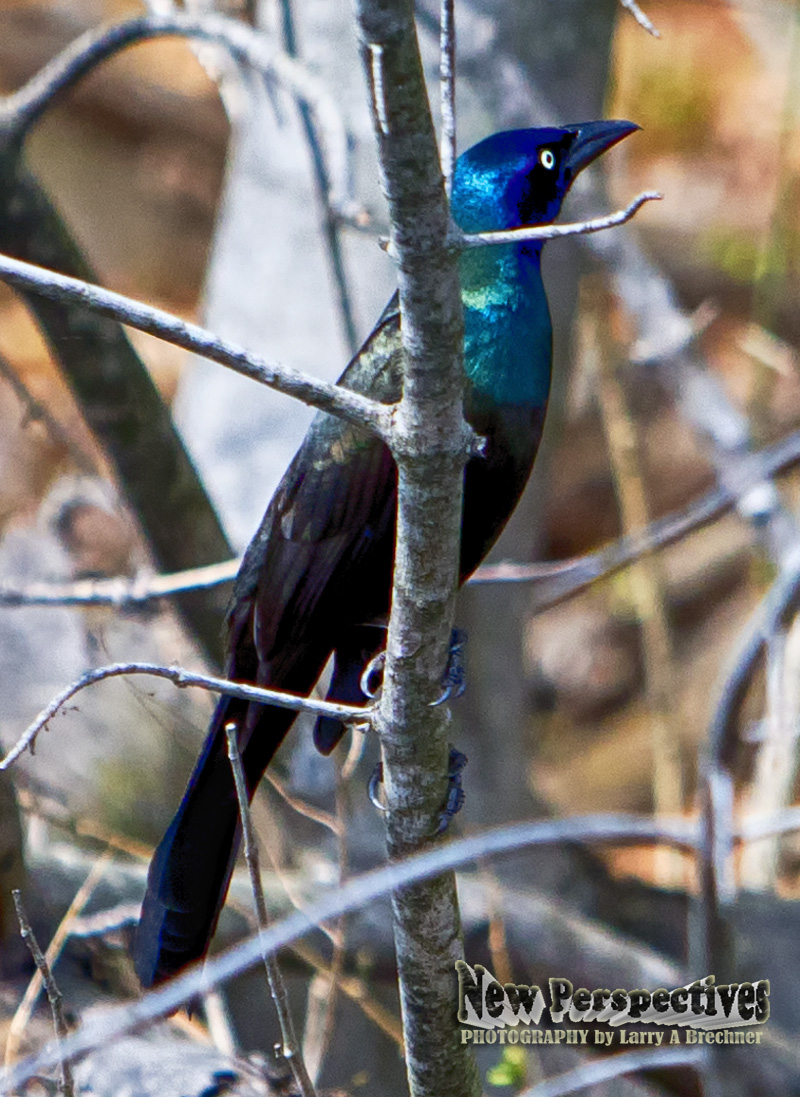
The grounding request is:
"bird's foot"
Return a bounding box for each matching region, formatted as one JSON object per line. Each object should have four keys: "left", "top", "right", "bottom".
{"left": 368, "top": 761, "right": 387, "bottom": 812}
{"left": 360, "top": 629, "right": 467, "bottom": 707}
{"left": 434, "top": 748, "right": 468, "bottom": 835}
{"left": 430, "top": 629, "right": 468, "bottom": 706}
{"left": 367, "top": 747, "right": 468, "bottom": 835}
{"left": 360, "top": 650, "right": 385, "bottom": 700}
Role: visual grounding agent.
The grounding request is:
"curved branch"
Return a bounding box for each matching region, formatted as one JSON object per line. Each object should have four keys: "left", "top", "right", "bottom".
{"left": 473, "top": 423, "right": 800, "bottom": 609}
{"left": 0, "top": 663, "right": 373, "bottom": 772}
{"left": 7, "top": 422, "right": 800, "bottom": 611}
{"left": 0, "top": 13, "right": 350, "bottom": 209}
{"left": 518, "top": 1048, "right": 703, "bottom": 1097}
{"left": 707, "top": 547, "right": 800, "bottom": 772}
{"left": 0, "top": 812, "right": 700, "bottom": 1093}
{"left": 0, "top": 252, "right": 390, "bottom": 437}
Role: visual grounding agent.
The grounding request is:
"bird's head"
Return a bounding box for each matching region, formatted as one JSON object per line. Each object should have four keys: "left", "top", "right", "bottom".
{"left": 451, "top": 120, "right": 639, "bottom": 236}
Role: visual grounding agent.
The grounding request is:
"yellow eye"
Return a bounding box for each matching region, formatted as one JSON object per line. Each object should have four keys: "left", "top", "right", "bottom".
{"left": 540, "top": 148, "right": 556, "bottom": 170}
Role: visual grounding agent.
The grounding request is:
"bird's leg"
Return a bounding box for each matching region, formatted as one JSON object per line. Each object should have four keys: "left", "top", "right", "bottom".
{"left": 368, "top": 747, "right": 468, "bottom": 834}
{"left": 430, "top": 628, "right": 468, "bottom": 706}
{"left": 362, "top": 629, "right": 467, "bottom": 705}
{"left": 366, "top": 630, "right": 467, "bottom": 826}
{"left": 367, "top": 761, "right": 387, "bottom": 812}
{"left": 434, "top": 748, "right": 468, "bottom": 834}
{"left": 359, "top": 649, "right": 386, "bottom": 699}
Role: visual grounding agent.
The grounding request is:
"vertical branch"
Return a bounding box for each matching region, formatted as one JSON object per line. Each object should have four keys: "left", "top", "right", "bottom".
{"left": 301, "top": 746, "right": 353, "bottom": 1082}
{"left": 278, "top": 0, "right": 359, "bottom": 355}
{"left": 696, "top": 768, "right": 736, "bottom": 1097}
{"left": 5, "top": 851, "right": 112, "bottom": 1069}
{"left": 439, "top": 0, "right": 456, "bottom": 198}
{"left": 11, "top": 891, "right": 75, "bottom": 1097}
{"left": 224, "top": 723, "right": 317, "bottom": 1097}
{"left": 740, "top": 618, "right": 800, "bottom": 888}
{"left": 588, "top": 283, "right": 685, "bottom": 886}
{"left": 352, "top": 0, "right": 477, "bottom": 1094}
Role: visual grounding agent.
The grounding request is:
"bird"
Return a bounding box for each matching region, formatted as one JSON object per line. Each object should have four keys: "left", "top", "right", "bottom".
{"left": 134, "top": 119, "right": 638, "bottom": 987}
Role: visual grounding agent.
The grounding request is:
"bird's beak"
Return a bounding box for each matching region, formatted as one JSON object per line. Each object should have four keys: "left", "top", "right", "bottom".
{"left": 564, "top": 119, "right": 640, "bottom": 176}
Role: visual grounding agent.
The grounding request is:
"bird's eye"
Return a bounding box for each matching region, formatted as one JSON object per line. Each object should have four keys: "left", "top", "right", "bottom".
{"left": 539, "top": 148, "right": 556, "bottom": 170}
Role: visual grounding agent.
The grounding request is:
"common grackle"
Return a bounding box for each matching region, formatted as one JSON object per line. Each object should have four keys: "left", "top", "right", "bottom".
{"left": 135, "top": 119, "right": 638, "bottom": 987}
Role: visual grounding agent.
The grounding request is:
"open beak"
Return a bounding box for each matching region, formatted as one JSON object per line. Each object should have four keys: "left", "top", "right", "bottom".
{"left": 564, "top": 119, "right": 640, "bottom": 177}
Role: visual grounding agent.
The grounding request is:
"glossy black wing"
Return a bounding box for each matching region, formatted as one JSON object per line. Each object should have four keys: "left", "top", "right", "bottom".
{"left": 230, "top": 295, "right": 402, "bottom": 682}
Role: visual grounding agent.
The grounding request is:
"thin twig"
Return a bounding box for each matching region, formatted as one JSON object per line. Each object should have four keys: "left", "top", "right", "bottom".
{"left": 5, "top": 422, "right": 800, "bottom": 612}
{"left": 0, "top": 559, "right": 240, "bottom": 609}
{"left": 250, "top": 794, "right": 340, "bottom": 946}
{"left": 15, "top": 785, "right": 153, "bottom": 860}
{"left": 265, "top": 771, "right": 340, "bottom": 835}
{"left": 589, "top": 283, "right": 684, "bottom": 885}
{"left": 301, "top": 746, "right": 352, "bottom": 1081}
{"left": 474, "top": 423, "right": 800, "bottom": 608}
{"left": 518, "top": 1047, "right": 704, "bottom": 1097}
{"left": 697, "top": 767, "right": 736, "bottom": 1090}
{"left": 290, "top": 940, "right": 404, "bottom": 1048}
{"left": 10, "top": 892, "right": 75, "bottom": 1097}
{"left": 225, "top": 723, "right": 317, "bottom": 1097}
{"left": 277, "top": 0, "right": 359, "bottom": 354}
{"left": 740, "top": 618, "right": 800, "bottom": 888}
{"left": 439, "top": 0, "right": 456, "bottom": 198}
{"left": 739, "top": 805, "right": 800, "bottom": 842}
{"left": 0, "top": 252, "right": 390, "bottom": 438}
{"left": 0, "top": 351, "right": 97, "bottom": 476}
{"left": 707, "top": 546, "right": 800, "bottom": 771}
{"left": 5, "top": 853, "right": 112, "bottom": 1069}
{"left": 1, "top": 811, "right": 703, "bottom": 1095}
{"left": 0, "top": 13, "right": 351, "bottom": 208}
{"left": 699, "top": 551, "right": 800, "bottom": 977}
{"left": 618, "top": 0, "right": 660, "bottom": 38}
{"left": 456, "top": 191, "right": 661, "bottom": 249}
{"left": 0, "top": 812, "right": 702, "bottom": 1094}
{"left": 0, "top": 662, "right": 373, "bottom": 771}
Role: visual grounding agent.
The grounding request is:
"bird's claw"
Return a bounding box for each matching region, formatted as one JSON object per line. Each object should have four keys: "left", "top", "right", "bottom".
{"left": 367, "top": 748, "right": 468, "bottom": 835}
{"left": 360, "top": 651, "right": 386, "bottom": 700}
{"left": 434, "top": 748, "right": 468, "bottom": 835}
{"left": 360, "top": 629, "right": 467, "bottom": 707}
{"left": 368, "top": 761, "right": 387, "bottom": 812}
{"left": 430, "top": 629, "right": 468, "bottom": 706}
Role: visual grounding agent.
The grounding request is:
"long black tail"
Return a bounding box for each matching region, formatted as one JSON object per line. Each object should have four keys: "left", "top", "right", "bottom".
{"left": 133, "top": 692, "right": 295, "bottom": 987}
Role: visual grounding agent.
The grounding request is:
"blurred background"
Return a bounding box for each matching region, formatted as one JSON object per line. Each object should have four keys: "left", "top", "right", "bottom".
{"left": 0, "top": 0, "right": 799, "bottom": 1094}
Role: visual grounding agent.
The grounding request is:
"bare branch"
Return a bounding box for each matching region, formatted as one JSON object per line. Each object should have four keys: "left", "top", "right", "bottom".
{"left": 5, "top": 853, "right": 112, "bottom": 1069}
{"left": 277, "top": 0, "right": 359, "bottom": 354}
{"left": 0, "top": 560, "right": 240, "bottom": 609}
{"left": 739, "top": 806, "right": 800, "bottom": 842}
{"left": 290, "top": 940, "right": 404, "bottom": 1049}
{"left": 707, "top": 546, "right": 800, "bottom": 772}
{"left": 0, "top": 663, "right": 373, "bottom": 772}
{"left": 0, "top": 251, "right": 390, "bottom": 438}
{"left": 225, "top": 724, "right": 317, "bottom": 1097}
{"left": 0, "top": 812, "right": 700, "bottom": 1094}
{"left": 472, "top": 423, "right": 800, "bottom": 611}
{"left": 518, "top": 1047, "right": 704, "bottom": 1097}
{"left": 5, "top": 422, "right": 800, "bottom": 614}
{"left": 439, "top": 0, "right": 457, "bottom": 198}
{"left": 0, "top": 351, "right": 97, "bottom": 476}
{"left": 0, "top": 13, "right": 351, "bottom": 209}
{"left": 457, "top": 191, "right": 661, "bottom": 249}
{"left": 10, "top": 892, "right": 75, "bottom": 1097}
{"left": 618, "top": 0, "right": 661, "bottom": 38}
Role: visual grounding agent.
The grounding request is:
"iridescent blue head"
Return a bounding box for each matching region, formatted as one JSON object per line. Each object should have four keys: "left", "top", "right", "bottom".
{"left": 454, "top": 120, "right": 639, "bottom": 410}
{"left": 451, "top": 120, "right": 639, "bottom": 240}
